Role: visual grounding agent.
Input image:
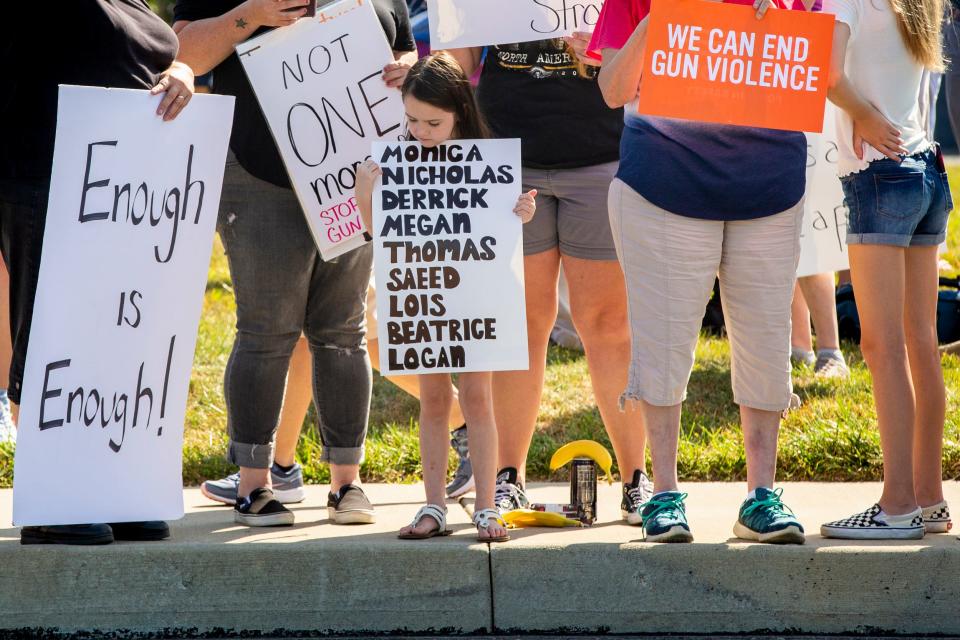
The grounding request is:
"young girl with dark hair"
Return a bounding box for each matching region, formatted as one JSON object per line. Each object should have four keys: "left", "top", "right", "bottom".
{"left": 356, "top": 52, "right": 537, "bottom": 542}
{"left": 821, "top": 0, "right": 954, "bottom": 539}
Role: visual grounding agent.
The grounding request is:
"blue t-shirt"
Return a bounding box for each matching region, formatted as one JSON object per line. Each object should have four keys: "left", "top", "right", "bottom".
{"left": 617, "top": 111, "right": 807, "bottom": 221}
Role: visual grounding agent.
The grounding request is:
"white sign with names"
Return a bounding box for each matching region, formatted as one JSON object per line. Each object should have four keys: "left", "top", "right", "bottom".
{"left": 372, "top": 139, "right": 529, "bottom": 375}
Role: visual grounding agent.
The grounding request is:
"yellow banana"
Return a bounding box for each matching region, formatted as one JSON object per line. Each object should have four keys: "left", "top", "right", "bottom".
{"left": 549, "top": 439, "right": 613, "bottom": 483}
{"left": 502, "top": 509, "right": 582, "bottom": 528}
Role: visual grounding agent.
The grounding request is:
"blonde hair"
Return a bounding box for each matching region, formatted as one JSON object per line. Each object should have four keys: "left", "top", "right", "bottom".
{"left": 889, "top": 0, "right": 946, "bottom": 70}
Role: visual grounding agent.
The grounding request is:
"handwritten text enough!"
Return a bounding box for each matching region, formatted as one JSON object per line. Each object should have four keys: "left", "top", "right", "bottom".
{"left": 378, "top": 143, "right": 515, "bottom": 372}
{"left": 650, "top": 24, "right": 819, "bottom": 91}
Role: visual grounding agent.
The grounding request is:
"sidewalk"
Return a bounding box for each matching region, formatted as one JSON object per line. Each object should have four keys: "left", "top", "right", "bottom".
{"left": 1, "top": 482, "right": 958, "bottom": 636}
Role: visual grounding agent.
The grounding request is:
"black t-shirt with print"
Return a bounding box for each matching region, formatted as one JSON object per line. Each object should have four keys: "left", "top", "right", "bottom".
{"left": 174, "top": 0, "right": 415, "bottom": 188}
{"left": 476, "top": 39, "right": 623, "bottom": 170}
{"left": 1, "top": 0, "right": 179, "bottom": 181}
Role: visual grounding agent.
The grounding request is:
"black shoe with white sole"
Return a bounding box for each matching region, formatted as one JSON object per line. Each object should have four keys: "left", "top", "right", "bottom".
{"left": 234, "top": 487, "right": 294, "bottom": 527}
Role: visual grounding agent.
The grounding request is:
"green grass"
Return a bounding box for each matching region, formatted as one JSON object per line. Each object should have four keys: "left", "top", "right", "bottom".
{"left": 1, "top": 171, "right": 959, "bottom": 488}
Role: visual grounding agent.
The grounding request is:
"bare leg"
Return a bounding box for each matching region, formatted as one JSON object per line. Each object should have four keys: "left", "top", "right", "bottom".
{"left": 274, "top": 336, "right": 312, "bottom": 467}
{"left": 330, "top": 464, "right": 361, "bottom": 494}
{"left": 458, "top": 371, "right": 508, "bottom": 540}
{"left": 238, "top": 467, "right": 271, "bottom": 500}
{"left": 492, "top": 249, "right": 560, "bottom": 484}
{"left": 741, "top": 406, "right": 781, "bottom": 491}
{"left": 640, "top": 402, "right": 683, "bottom": 493}
{"left": 849, "top": 245, "right": 917, "bottom": 515}
{"left": 797, "top": 272, "right": 840, "bottom": 351}
{"left": 791, "top": 281, "right": 813, "bottom": 352}
{"left": 563, "top": 255, "right": 646, "bottom": 477}
{"left": 903, "top": 247, "right": 946, "bottom": 507}
{"left": 369, "top": 337, "right": 465, "bottom": 430}
{"left": 399, "top": 374, "right": 453, "bottom": 537}
{"left": 0, "top": 262, "right": 13, "bottom": 428}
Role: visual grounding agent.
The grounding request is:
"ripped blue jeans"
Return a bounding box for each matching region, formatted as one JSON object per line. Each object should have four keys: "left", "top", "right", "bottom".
{"left": 218, "top": 155, "right": 373, "bottom": 468}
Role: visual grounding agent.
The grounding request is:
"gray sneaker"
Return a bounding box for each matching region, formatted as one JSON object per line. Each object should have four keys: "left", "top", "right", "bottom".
{"left": 445, "top": 424, "right": 475, "bottom": 498}
{"left": 791, "top": 348, "right": 815, "bottom": 368}
{"left": 327, "top": 484, "right": 376, "bottom": 524}
{"left": 201, "top": 463, "right": 306, "bottom": 506}
{"left": 814, "top": 351, "right": 850, "bottom": 379}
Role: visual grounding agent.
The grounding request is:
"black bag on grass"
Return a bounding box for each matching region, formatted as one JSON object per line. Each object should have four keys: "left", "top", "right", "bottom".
{"left": 835, "top": 278, "right": 960, "bottom": 345}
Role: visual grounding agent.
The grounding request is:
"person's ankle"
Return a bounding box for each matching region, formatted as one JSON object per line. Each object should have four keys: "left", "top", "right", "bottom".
{"left": 878, "top": 499, "right": 920, "bottom": 516}
{"left": 916, "top": 491, "right": 946, "bottom": 508}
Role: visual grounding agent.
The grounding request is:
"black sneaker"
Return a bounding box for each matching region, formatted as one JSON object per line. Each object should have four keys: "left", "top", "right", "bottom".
{"left": 494, "top": 467, "right": 530, "bottom": 513}
{"left": 621, "top": 469, "right": 654, "bottom": 526}
{"left": 20, "top": 524, "right": 114, "bottom": 545}
{"left": 108, "top": 521, "right": 170, "bottom": 541}
{"left": 327, "top": 484, "right": 376, "bottom": 524}
{"left": 234, "top": 487, "right": 294, "bottom": 527}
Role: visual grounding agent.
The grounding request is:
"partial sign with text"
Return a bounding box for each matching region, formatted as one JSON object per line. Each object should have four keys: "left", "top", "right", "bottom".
{"left": 238, "top": 0, "right": 404, "bottom": 259}
{"left": 799, "top": 103, "right": 849, "bottom": 277}
{"left": 12, "top": 86, "right": 234, "bottom": 526}
{"left": 427, "top": 0, "right": 603, "bottom": 49}
{"left": 372, "top": 139, "right": 528, "bottom": 375}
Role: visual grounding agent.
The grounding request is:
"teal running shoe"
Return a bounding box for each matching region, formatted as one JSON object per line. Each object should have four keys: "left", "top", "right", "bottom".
{"left": 641, "top": 491, "right": 693, "bottom": 543}
{"left": 734, "top": 487, "right": 805, "bottom": 544}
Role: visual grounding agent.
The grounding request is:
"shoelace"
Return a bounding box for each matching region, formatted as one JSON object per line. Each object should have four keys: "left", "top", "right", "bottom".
{"left": 641, "top": 492, "right": 688, "bottom": 522}
{"left": 626, "top": 480, "right": 653, "bottom": 508}
{"left": 494, "top": 482, "right": 526, "bottom": 510}
{"left": 741, "top": 488, "right": 795, "bottom": 520}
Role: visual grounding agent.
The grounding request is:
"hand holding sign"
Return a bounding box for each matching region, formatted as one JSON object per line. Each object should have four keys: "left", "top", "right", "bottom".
{"left": 563, "top": 31, "right": 603, "bottom": 67}
{"left": 513, "top": 190, "right": 539, "bottom": 223}
{"left": 150, "top": 61, "right": 195, "bottom": 121}
{"left": 244, "top": 0, "right": 312, "bottom": 28}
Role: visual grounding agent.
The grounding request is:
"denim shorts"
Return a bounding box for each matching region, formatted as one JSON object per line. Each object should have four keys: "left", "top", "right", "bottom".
{"left": 840, "top": 149, "right": 954, "bottom": 247}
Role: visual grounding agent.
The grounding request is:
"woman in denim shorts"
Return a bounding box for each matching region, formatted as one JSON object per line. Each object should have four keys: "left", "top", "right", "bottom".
{"left": 821, "top": 0, "right": 954, "bottom": 539}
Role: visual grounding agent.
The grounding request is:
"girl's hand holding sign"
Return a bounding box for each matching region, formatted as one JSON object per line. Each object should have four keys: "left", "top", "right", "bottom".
{"left": 513, "top": 190, "right": 539, "bottom": 224}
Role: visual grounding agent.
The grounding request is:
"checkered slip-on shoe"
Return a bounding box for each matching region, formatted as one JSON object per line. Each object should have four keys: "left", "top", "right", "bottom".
{"left": 821, "top": 504, "right": 924, "bottom": 540}
{"left": 922, "top": 501, "right": 952, "bottom": 534}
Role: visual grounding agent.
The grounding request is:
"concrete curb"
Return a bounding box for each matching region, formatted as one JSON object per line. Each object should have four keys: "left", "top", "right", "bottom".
{"left": 1, "top": 483, "right": 958, "bottom": 636}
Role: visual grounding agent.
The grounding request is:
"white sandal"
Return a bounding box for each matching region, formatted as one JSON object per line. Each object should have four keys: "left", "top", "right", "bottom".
{"left": 473, "top": 508, "right": 510, "bottom": 543}
{"left": 398, "top": 504, "right": 453, "bottom": 540}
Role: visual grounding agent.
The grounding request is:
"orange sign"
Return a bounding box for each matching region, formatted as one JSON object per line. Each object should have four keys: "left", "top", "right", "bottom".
{"left": 637, "top": 0, "right": 835, "bottom": 132}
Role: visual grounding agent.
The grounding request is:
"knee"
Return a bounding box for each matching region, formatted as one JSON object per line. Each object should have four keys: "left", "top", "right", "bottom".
{"left": 526, "top": 295, "right": 560, "bottom": 339}
{"left": 420, "top": 384, "right": 454, "bottom": 418}
{"left": 457, "top": 382, "right": 492, "bottom": 417}
{"left": 859, "top": 330, "right": 907, "bottom": 371}
{"left": 905, "top": 325, "right": 941, "bottom": 364}
{"left": 572, "top": 306, "right": 629, "bottom": 347}
{"left": 234, "top": 328, "right": 300, "bottom": 358}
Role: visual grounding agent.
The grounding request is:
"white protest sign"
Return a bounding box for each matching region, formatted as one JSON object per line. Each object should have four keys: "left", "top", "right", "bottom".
{"left": 372, "top": 140, "right": 528, "bottom": 375}
{"left": 799, "top": 103, "right": 849, "bottom": 278}
{"left": 12, "top": 86, "right": 234, "bottom": 526}
{"left": 427, "top": 0, "right": 603, "bottom": 49}
{"left": 237, "top": 0, "right": 405, "bottom": 260}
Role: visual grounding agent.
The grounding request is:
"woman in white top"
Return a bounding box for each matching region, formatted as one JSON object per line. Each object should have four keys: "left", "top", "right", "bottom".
{"left": 821, "top": 0, "right": 953, "bottom": 539}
